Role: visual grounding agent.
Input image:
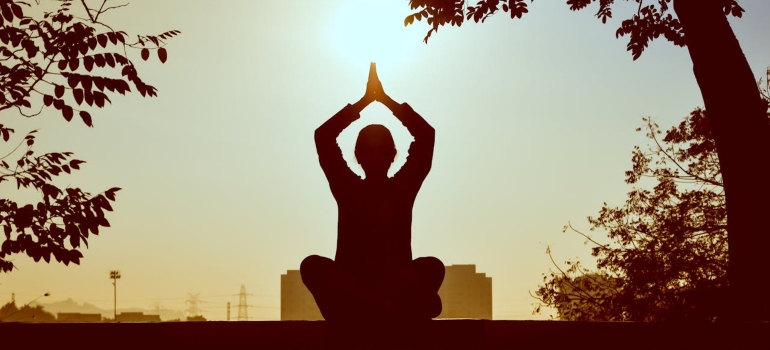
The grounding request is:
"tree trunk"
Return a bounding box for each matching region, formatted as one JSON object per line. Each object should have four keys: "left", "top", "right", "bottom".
{"left": 674, "top": 0, "right": 770, "bottom": 322}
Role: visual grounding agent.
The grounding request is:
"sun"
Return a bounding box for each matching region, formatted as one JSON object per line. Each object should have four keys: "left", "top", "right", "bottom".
{"left": 327, "top": 0, "right": 421, "bottom": 71}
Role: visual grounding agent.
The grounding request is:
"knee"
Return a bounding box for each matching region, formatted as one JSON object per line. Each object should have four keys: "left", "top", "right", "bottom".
{"left": 414, "top": 256, "right": 445, "bottom": 290}
{"left": 300, "top": 255, "right": 332, "bottom": 287}
{"left": 415, "top": 256, "right": 445, "bottom": 279}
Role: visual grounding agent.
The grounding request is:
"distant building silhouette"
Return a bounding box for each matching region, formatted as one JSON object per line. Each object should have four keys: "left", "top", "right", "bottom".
{"left": 281, "top": 270, "right": 323, "bottom": 320}
{"left": 116, "top": 312, "right": 161, "bottom": 322}
{"left": 281, "top": 264, "right": 492, "bottom": 320}
{"left": 57, "top": 312, "right": 102, "bottom": 322}
{"left": 438, "top": 264, "right": 492, "bottom": 319}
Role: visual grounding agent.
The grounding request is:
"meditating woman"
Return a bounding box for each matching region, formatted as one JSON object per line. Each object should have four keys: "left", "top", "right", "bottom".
{"left": 301, "top": 63, "right": 444, "bottom": 321}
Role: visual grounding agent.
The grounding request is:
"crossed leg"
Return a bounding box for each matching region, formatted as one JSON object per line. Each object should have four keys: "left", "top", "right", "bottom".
{"left": 300, "top": 255, "right": 372, "bottom": 320}
{"left": 300, "top": 255, "right": 445, "bottom": 321}
{"left": 377, "top": 256, "right": 445, "bottom": 320}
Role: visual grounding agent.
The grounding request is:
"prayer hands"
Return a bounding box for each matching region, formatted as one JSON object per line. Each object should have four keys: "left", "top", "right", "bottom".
{"left": 353, "top": 62, "right": 397, "bottom": 113}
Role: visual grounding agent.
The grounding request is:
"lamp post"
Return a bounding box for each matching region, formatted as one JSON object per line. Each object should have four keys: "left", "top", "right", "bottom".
{"left": 110, "top": 270, "right": 121, "bottom": 321}
{"left": 0, "top": 292, "right": 49, "bottom": 322}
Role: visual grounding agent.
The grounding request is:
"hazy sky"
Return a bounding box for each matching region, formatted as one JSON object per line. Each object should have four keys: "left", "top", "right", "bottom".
{"left": 2, "top": 0, "right": 769, "bottom": 321}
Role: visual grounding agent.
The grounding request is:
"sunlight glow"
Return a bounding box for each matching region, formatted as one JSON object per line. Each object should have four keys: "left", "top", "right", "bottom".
{"left": 327, "top": 0, "right": 421, "bottom": 71}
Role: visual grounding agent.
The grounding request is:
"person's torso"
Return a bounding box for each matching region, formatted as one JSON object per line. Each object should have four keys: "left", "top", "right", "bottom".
{"left": 334, "top": 177, "right": 416, "bottom": 276}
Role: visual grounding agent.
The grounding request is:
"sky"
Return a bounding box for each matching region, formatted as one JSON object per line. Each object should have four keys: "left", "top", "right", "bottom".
{"left": 1, "top": 0, "right": 769, "bottom": 321}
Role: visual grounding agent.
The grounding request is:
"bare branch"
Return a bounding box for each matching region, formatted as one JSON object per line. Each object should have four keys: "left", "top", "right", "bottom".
{"left": 647, "top": 119, "right": 723, "bottom": 188}
{"left": 80, "top": 0, "right": 97, "bottom": 22}
{"left": 96, "top": 2, "right": 129, "bottom": 19}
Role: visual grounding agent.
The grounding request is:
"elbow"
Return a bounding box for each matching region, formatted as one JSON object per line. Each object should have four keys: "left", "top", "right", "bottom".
{"left": 314, "top": 127, "right": 326, "bottom": 143}
{"left": 422, "top": 124, "right": 435, "bottom": 141}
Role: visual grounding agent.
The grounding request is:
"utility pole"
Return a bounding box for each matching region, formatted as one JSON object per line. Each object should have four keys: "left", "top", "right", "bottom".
{"left": 227, "top": 302, "right": 231, "bottom": 321}
{"left": 110, "top": 270, "right": 121, "bottom": 321}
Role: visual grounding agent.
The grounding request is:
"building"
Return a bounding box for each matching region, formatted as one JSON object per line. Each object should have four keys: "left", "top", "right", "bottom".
{"left": 281, "top": 270, "right": 324, "bottom": 320}
{"left": 437, "top": 264, "right": 492, "bottom": 319}
{"left": 57, "top": 312, "right": 102, "bottom": 322}
{"left": 115, "top": 312, "right": 161, "bottom": 322}
{"left": 280, "top": 264, "right": 492, "bottom": 320}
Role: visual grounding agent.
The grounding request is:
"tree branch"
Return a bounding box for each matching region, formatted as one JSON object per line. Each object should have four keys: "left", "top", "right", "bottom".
{"left": 647, "top": 119, "right": 724, "bottom": 188}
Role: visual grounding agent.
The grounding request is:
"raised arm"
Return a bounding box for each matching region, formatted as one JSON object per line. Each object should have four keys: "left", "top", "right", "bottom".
{"left": 383, "top": 96, "right": 435, "bottom": 183}
{"left": 315, "top": 68, "right": 377, "bottom": 194}
{"left": 367, "top": 63, "right": 434, "bottom": 183}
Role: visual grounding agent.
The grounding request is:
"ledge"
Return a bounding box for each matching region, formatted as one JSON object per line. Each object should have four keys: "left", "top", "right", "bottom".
{"left": 3, "top": 320, "right": 768, "bottom": 349}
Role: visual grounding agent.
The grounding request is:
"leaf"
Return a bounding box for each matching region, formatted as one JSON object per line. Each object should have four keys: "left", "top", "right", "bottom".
{"left": 121, "top": 65, "right": 132, "bottom": 77}
{"left": 158, "top": 47, "right": 167, "bottom": 63}
{"left": 94, "top": 54, "right": 105, "bottom": 67}
{"left": 11, "top": 3, "right": 22, "bottom": 19}
{"left": 93, "top": 76, "right": 104, "bottom": 91}
{"left": 141, "top": 48, "right": 150, "bottom": 61}
{"left": 55, "top": 84, "right": 65, "bottom": 98}
{"left": 97, "top": 33, "right": 108, "bottom": 48}
{"left": 404, "top": 14, "right": 414, "bottom": 26}
{"left": 79, "top": 111, "right": 92, "bottom": 127}
{"left": 81, "top": 76, "right": 92, "bottom": 92}
{"left": 94, "top": 92, "right": 105, "bottom": 108}
{"left": 104, "top": 53, "right": 115, "bottom": 67}
{"left": 58, "top": 60, "right": 67, "bottom": 70}
{"left": 106, "top": 32, "right": 117, "bottom": 45}
{"left": 113, "top": 53, "right": 127, "bottom": 65}
{"left": 78, "top": 42, "right": 88, "bottom": 56}
{"left": 67, "top": 74, "right": 79, "bottom": 88}
{"left": 62, "top": 105, "right": 73, "bottom": 121}
{"left": 1, "top": 3, "right": 12, "bottom": 22}
{"left": 83, "top": 55, "right": 94, "bottom": 71}
{"left": 73, "top": 88, "right": 84, "bottom": 105}
{"left": 84, "top": 90, "right": 93, "bottom": 106}
{"left": 69, "top": 234, "right": 80, "bottom": 249}
{"left": 43, "top": 94, "right": 53, "bottom": 106}
{"left": 70, "top": 159, "right": 84, "bottom": 170}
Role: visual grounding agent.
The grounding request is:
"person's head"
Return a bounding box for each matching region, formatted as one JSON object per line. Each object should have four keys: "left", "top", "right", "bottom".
{"left": 355, "top": 124, "right": 396, "bottom": 178}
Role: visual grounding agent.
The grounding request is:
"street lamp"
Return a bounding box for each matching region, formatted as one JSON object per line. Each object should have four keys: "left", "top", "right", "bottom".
{"left": 0, "top": 292, "right": 49, "bottom": 322}
{"left": 110, "top": 270, "right": 121, "bottom": 321}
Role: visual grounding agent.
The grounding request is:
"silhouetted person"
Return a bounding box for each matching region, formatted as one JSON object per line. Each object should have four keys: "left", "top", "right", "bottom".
{"left": 301, "top": 63, "right": 444, "bottom": 322}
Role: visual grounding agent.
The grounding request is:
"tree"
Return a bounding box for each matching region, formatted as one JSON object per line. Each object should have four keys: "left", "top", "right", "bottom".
{"left": 403, "top": 0, "right": 770, "bottom": 321}
{"left": 0, "top": 301, "right": 56, "bottom": 322}
{"left": 186, "top": 315, "right": 206, "bottom": 322}
{"left": 535, "top": 109, "right": 728, "bottom": 321}
{"left": 0, "top": 0, "right": 179, "bottom": 272}
{"left": 538, "top": 271, "right": 623, "bottom": 321}
{"left": 535, "top": 68, "right": 769, "bottom": 321}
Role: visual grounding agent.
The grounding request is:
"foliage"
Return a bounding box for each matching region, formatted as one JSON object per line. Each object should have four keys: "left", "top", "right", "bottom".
{"left": 186, "top": 315, "right": 206, "bottom": 322}
{"left": 402, "top": 0, "right": 769, "bottom": 321}
{"left": 0, "top": 0, "right": 179, "bottom": 272}
{"left": 404, "top": 0, "right": 743, "bottom": 59}
{"left": 535, "top": 74, "right": 768, "bottom": 321}
{"left": 534, "top": 108, "right": 729, "bottom": 321}
{"left": 759, "top": 67, "right": 770, "bottom": 118}
{"left": 0, "top": 301, "right": 56, "bottom": 322}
